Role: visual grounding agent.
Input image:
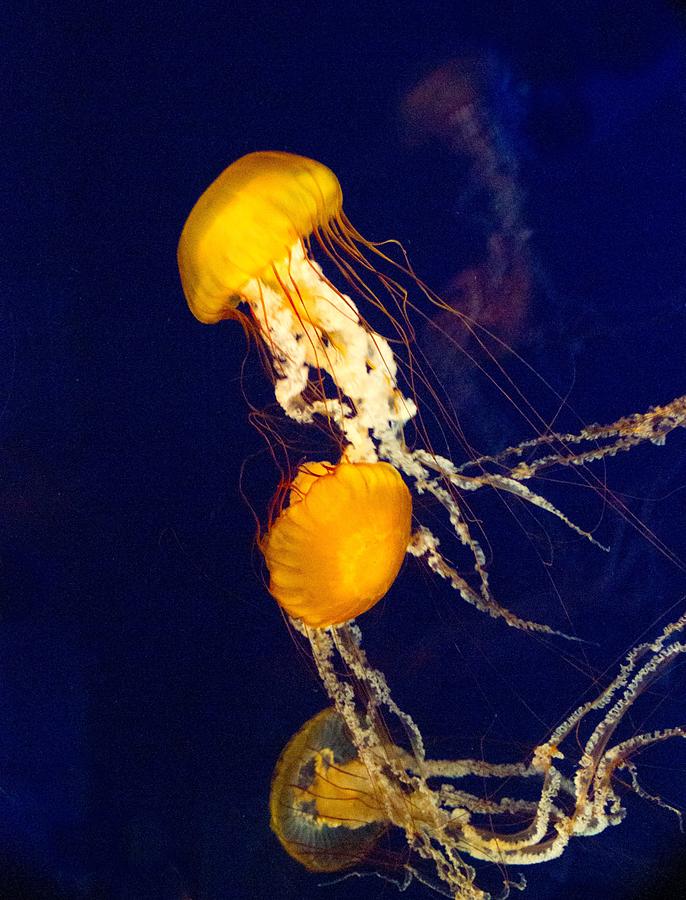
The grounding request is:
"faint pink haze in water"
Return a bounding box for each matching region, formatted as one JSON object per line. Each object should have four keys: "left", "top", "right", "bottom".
{"left": 402, "top": 56, "right": 532, "bottom": 357}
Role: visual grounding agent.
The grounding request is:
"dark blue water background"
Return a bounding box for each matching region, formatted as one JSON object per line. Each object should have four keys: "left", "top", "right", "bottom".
{"left": 4, "top": 2, "right": 686, "bottom": 898}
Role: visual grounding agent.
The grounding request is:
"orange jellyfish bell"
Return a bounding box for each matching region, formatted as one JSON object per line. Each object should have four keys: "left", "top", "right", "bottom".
{"left": 263, "top": 461, "right": 412, "bottom": 628}
{"left": 177, "top": 151, "right": 343, "bottom": 324}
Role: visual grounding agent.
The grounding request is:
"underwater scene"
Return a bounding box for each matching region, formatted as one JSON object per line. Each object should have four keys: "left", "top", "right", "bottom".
{"left": 4, "top": 2, "right": 686, "bottom": 898}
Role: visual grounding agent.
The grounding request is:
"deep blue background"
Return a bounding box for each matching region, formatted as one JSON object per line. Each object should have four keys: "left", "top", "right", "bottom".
{"left": 4, "top": 2, "right": 686, "bottom": 898}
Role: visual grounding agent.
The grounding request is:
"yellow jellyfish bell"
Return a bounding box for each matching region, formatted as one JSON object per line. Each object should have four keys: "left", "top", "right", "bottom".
{"left": 177, "top": 151, "right": 343, "bottom": 324}
{"left": 263, "top": 461, "right": 412, "bottom": 628}
{"left": 269, "top": 707, "right": 388, "bottom": 872}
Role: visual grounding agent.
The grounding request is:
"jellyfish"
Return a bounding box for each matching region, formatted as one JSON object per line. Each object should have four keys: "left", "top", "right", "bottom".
{"left": 401, "top": 57, "right": 533, "bottom": 363}
{"left": 270, "top": 606, "right": 686, "bottom": 893}
{"left": 263, "top": 460, "right": 411, "bottom": 628}
{"left": 178, "top": 152, "right": 686, "bottom": 897}
{"left": 269, "top": 706, "right": 389, "bottom": 872}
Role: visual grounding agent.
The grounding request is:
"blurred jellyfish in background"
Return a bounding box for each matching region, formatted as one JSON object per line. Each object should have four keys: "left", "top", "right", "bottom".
{"left": 398, "top": 40, "right": 686, "bottom": 457}
{"left": 178, "top": 148, "right": 686, "bottom": 898}
{"left": 401, "top": 54, "right": 532, "bottom": 361}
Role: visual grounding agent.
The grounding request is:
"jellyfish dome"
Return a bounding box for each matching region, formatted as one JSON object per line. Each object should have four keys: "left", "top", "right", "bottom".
{"left": 263, "top": 461, "right": 412, "bottom": 627}
{"left": 177, "top": 151, "right": 343, "bottom": 324}
{"left": 269, "top": 707, "right": 388, "bottom": 872}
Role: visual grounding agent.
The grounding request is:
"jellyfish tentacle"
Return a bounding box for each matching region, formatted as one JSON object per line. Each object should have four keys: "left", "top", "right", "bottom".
{"left": 456, "top": 394, "right": 686, "bottom": 479}
{"left": 334, "top": 624, "right": 426, "bottom": 760}
{"left": 410, "top": 526, "right": 575, "bottom": 639}
{"left": 621, "top": 757, "right": 684, "bottom": 831}
{"left": 294, "top": 608, "right": 686, "bottom": 884}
